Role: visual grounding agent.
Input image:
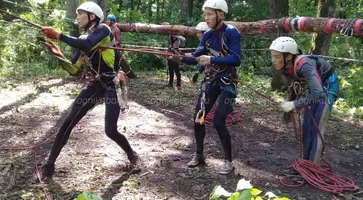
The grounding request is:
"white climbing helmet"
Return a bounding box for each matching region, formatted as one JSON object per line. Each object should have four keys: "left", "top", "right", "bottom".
{"left": 202, "top": 0, "right": 228, "bottom": 14}
{"left": 269, "top": 36, "right": 299, "bottom": 55}
{"left": 195, "top": 22, "right": 210, "bottom": 32}
{"left": 76, "top": 1, "right": 104, "bottom": 22}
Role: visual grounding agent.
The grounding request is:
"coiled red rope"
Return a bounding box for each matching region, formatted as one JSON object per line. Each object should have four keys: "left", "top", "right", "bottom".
{"left": 231, "top": 79, "right": 360, "bottom": 193}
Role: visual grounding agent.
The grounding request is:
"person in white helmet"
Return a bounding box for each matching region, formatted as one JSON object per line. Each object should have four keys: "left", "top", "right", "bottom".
{"left": 192, "top": 22, "right": 211, "bottom": 83}
{"left": 170, "top": 0, "right": 241, "bottom": 175}
{"left": 269, "top": 36, "right": 339, "bottom": 175}
{"left": 38, "top": 1, "right": 139, "bottom": 181}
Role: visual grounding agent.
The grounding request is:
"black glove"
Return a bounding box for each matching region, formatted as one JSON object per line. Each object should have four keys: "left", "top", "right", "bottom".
{"left": 192, "top": 72, "right": 199, "bottom": 83}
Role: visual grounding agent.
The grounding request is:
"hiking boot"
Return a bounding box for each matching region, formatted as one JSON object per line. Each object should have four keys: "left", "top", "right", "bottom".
{"left": 282, "top": 167, "right": 300, "bottom": 175}
{"left": 187, "top": 154, "right": 205, "bottom": 168}
{"left": 127, "top": 151, "right": 139, "bottom": 165}
{"left": 219, "top": 160, "right": 234, "bottom": 175}
{"left": 32, "top": 161, "right": 55, "bottom": 183}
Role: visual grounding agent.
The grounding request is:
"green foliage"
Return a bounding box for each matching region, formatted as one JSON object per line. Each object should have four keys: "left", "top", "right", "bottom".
{"left": 74, "top": 191, "right": 102, "bottom": 200}
{"left": 0, "top": 1, "right": 71, "bottom": 82}
{"left": 209, "top": 179, "right": 290, "bottom": 200}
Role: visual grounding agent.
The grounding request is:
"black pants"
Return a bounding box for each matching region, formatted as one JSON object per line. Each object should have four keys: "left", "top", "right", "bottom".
{"left": 47, "top": 80, "right": 133, "bottom": 164}
{"left": 194, "top": 80, "right": 234, "bottom": 161}
{"left": 168, "top": 60, "right": 181, "bottom": 87}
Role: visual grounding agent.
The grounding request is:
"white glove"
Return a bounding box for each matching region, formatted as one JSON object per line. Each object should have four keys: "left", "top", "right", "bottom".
{"left": 280, "top": 101, "right": 295, "bottom": 112}
{"left": 196, "top": 55, "right": 211, "bottom": 65}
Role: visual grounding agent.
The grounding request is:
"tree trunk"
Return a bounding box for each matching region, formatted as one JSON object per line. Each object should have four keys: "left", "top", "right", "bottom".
{"left": 165, "top": 0, "right": 172, "bottom": 20}
{"left": 270, "top": 0, "right": 289, "bottom": 19}
{"left": 269, "top": 0, "right": 289, "bottom": 91}
{"left": 156, "top": 0, "right": 160, "bottom": 19}
{"left": 116, "top": 17, "right": 363, "bottom": 37}
{"left": 148, "top": 0, "right": 153, "bottom": 22}
{"left": 179, "top": 0, "right": 188, "bottom": 24}
{"left": 187, "top": 0, "right": 193, "bottom": 20}
{"left": 66, "top": 0, "right": 79, "bottom": 54}
{"left": 311, "top": 0, "right": 335, "bottom": 56}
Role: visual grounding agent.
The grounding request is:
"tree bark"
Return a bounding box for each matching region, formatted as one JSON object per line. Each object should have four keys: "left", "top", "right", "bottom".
{"left": 269, "top": 0, "right": 289, "bottom": 90}
{"left": 156, "top": 0, "right": 160, "bottom": 18}
{"left": 187, "top": 0, "right": 193, "bottom": 20}
{"left": 66, "top": 0, "right": 79, "bottom": 54}
{"left": 116, "top": 17, "right": 363, "bottom": 37}
{"left": 179, "top": 0, "right": 189, "bottom": 24}
{"left": 270, "top": 0, "right": 289, "bottom": 19}
{"left": 148, "top": 0, "right": 153, "bottom": 22}
{"left": 311, "top": 0, "right": 335, "bottom": 56}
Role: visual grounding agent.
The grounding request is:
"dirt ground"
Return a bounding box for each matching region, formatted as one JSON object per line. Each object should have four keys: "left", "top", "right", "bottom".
{"left": 0, "top": 74, "right": 362, "bottom": 200}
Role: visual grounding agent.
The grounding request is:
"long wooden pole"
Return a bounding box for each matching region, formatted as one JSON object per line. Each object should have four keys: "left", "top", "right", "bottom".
{"left": 117, "top": 17, "right": 363, "bottom": 37}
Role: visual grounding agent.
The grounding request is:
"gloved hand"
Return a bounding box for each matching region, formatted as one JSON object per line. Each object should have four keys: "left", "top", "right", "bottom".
{"left": 44, "top": 41, "right": 64, "bottom": 58}
{"left": 280, "top": 100, "right": 295, "bottom": 112}
{"left": 42, "top": 27, "right": 60, "bottom": 40}
{"left": 192, "top": 72, "right": 200, "bottom": 83}
{"left": 196, "top": 55, "right": 211, "bottom": 65}
{"left": 117, "top": 71, "right": 126, "bottom": 84}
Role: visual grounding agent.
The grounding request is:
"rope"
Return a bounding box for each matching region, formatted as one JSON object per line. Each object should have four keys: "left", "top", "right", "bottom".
{"left": 204, "top": 106, "right": 242, "bottom": 126}
{"left": 122, "top": 44, "right": 196, "bottom": 51}
{"left": 0, "top": 133, "right": 56, "bottom": 200}
{"left": 230, "top": 78, "right": 360, "bottom": 193}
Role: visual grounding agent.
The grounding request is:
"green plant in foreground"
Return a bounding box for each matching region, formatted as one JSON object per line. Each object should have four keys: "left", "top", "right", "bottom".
{"left": 74, "top": 191, "right": 101, "bottom": 200}
{"left": 210, "top": 179, "right": 290, "bottom": 200}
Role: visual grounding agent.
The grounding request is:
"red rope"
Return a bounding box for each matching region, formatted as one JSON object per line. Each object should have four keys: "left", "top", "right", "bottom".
{"left": 0, "top": 134, "right": 56, "bottom": 200}
{"left": 204, "top": 106, "right": 242, "bottom": 126}
{"left": 232, "top": 79, "right": 360, "bottom": 193}
{"left": 98, "top": 46, "right": 194, "bottom": 59}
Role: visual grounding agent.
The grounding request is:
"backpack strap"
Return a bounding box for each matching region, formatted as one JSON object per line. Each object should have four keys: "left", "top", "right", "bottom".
{"left": 294, "top": 55, "right": 322, "bottom": 83}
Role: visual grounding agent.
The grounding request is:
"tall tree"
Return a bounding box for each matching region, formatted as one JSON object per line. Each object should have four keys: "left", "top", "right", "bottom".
{"left": 269, "top": 0, "right": 289, "bottom": 90}
{"left": 311, "top": 0, "right": 335, "bottom": 55}
{"left": 148, "top": 0, "right": 153, "bottom": 22}
{"left": 179, "top": 0, "right": 189, "bottom": 24}
{"left": 66, "top": 0, "right": 78, "bottom": 37}
{"left": 187, "top": 0, "right": 193, "bottom": 20}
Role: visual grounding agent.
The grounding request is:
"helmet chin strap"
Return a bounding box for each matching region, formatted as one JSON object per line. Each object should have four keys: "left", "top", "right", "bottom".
{"left": 213, "top": 10, "right": 223, "bottom": 30}
{"left": 84, "top": 13, "right": 97, "bottom": 31}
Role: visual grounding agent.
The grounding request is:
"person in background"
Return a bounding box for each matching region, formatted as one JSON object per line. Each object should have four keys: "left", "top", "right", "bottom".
{"left": 104, "top": 14, "right": 138, "bottom": 79}
{"left": 162, "top": 21, "right": 186, "bottom": 90}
